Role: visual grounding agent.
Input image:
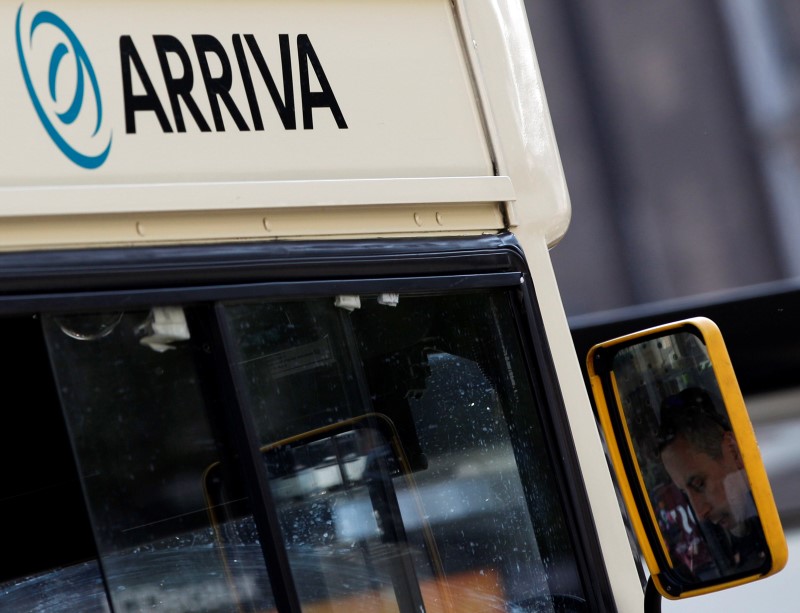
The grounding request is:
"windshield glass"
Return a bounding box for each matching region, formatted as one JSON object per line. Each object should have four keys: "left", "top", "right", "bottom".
{"left": 40, "top": 288, "right": 587, "bottom": 612}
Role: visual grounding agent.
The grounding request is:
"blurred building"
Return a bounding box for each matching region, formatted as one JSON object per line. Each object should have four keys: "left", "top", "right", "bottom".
{"left": 526, "top": 0, "right": 800, "bottom": 316}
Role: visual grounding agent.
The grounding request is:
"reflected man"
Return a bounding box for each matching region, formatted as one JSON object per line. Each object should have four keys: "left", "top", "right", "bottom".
{"left": 658, "top": 387, "right": 766, "bottom": 574}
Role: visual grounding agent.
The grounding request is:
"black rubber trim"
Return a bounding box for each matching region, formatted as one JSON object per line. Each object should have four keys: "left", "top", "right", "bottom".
{"left": 0, "top": 235, "right": 515, "bottom": 295}
{"left": 0, "top": 272, "right": 523, "bottom": 315}
{"left": 501, "top": 244, "right": 618, "bottom": 612}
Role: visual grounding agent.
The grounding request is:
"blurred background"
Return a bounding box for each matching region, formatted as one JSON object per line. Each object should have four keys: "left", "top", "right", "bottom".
{"left": 528, "top": 0, "right": 800, "bottom": 313}
{"left": 524, "top": 1, "right": 800, "bottom": 609}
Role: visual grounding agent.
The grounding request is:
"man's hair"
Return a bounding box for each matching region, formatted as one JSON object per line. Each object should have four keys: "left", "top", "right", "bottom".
{"left": 657, "top": 387, "right": 731, "bottom": 459}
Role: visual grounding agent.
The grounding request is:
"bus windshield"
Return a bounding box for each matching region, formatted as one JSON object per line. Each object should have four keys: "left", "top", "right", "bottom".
{"left": 4, "top": 287, "right": 588, "bottom": 612}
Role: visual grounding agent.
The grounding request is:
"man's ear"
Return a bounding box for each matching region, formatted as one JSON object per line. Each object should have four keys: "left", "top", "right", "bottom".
{"left": 722, "top": 430, "right": 744, "bottom": 469}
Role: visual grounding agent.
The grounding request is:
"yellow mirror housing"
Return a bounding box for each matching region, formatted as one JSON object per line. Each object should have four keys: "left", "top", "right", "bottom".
{"left": 587, "top": 318, "right": 787, "bottom": 599}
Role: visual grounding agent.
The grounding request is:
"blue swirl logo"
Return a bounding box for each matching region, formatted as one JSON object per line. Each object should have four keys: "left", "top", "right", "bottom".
{"left": 15, "top": 5, "right": 111, "bottom": 169}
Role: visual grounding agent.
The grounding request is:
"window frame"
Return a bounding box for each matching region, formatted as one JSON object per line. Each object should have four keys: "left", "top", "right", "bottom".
{"left": 0, "top": 234, "right": 615, "bottom": 612}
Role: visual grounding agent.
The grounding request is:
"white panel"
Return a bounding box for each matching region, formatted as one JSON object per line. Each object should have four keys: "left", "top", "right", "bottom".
{"left": 3, "top": 0, "right": 493, "bottom": 203}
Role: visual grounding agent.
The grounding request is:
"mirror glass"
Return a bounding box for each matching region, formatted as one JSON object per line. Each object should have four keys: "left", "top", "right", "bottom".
{"left": 603, "top": 329, "right": 772, "bottom": 592}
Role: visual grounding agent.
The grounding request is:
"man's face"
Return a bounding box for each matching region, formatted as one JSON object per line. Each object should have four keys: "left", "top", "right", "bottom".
{"left": 661, "top": 431, "right": 750, "bottom": 536}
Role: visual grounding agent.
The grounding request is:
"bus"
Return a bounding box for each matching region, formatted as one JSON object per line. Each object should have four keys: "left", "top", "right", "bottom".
{"left": 0, "top": 1, "right": 785, "bottom": 611}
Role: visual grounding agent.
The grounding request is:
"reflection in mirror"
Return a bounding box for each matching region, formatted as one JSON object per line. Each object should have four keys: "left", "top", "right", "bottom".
{"left": 610, "top": 332, "right": 768, "bottom": 584}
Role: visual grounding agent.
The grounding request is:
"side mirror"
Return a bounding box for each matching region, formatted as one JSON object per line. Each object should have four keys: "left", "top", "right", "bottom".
{"left": 587, "top": 318, "right": 787, "bottom": 599}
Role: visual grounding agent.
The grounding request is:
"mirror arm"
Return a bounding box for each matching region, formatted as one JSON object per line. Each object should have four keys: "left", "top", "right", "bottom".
{"left": 644, "top": 577, "right": 661, "bottom": 613}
